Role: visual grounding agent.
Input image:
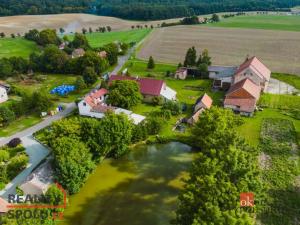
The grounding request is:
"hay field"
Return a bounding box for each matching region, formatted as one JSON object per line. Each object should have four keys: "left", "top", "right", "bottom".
{"left": 0, "top": 13, "right": 187, "bottom": 35}
{"left": 138, "top": 26, "right": 300, "bottom": 75}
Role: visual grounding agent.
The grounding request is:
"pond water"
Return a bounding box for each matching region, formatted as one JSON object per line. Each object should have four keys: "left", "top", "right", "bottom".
{"left": 60, "top": 142, "right": 197, "bottom": 225}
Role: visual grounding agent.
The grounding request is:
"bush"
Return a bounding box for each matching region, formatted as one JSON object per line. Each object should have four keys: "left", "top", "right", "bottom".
{"left": 0, "top": 106, "right": 15, "bottom": 127}
{"left": 7, "top": 138, "right": 22, "bottom": 148}
{"left": 145, "top": 117, "right": 164, "bottom": 135}
{"left": 152, "top": 96, "right": 164, "bottom": 106}
{"left": 7, "top": 154, "right": 29, "bottom": 179}
{"left": 162, "top": 101, "right": 181, "bottom": 115}
{"left": 0, "top": 150, "right": 9, "bottom": 162}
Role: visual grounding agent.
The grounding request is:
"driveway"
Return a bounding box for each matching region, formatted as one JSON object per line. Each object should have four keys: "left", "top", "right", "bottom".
{"left": 0, "top": 136, "right": 49, "bottom": 198}
{"left": 0, "top": 103, "right": 76, "bottom": 198}
{"left": 266, "top": 78, "right": 298, "bottom": 95}
{"left": 111, "top": 47, "right": 135, "bottom": 75}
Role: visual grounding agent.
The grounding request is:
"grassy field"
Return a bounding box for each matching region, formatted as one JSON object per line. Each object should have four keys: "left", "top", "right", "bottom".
{"left": 138, "top": 26, "right": 300, "bottom": 75}
{"left": 259, "top": 93, "right": 300, "bottom": 110}
{"left": 237, "top": 109, "right": 300, "bottom": 146}
{"left": 257, "top": 118, "right": 300, "bottom": 225}
{"left": 207, "top": 15, "right": 300, "bottom": 32}
{"left": 0, "top": 38, "right": 39, "bottom": 58}
{"left": 272, "top": 73, "right": 300, "bottom": 90}
{"left": 9, "top": 74, "right": 93, "bottom": 103}
{"left": 69, "top": 29, "right": 151, "bottom": 48}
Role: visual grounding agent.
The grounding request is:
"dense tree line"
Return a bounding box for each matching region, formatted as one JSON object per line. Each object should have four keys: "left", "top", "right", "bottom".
{"left": 96, "top": 0, "right": 299, "bottom": 20}
{"left": 0, "top": 0, "right": 298, "bottom": 19}
{"left": 0, "top": 0, "right": 92, "bottom": 16}
{"left": 36, "top": 110, "right": 168, "bottom": 194}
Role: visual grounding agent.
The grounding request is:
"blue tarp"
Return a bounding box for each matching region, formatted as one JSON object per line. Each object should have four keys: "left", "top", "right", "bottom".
{"left": 50, "top": 85, "right": 76, "bottom": 96}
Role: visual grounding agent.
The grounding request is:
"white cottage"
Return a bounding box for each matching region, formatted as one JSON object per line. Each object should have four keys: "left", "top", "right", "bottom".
{"left": 0, "top": 86, "right": 8, "bottom": 104}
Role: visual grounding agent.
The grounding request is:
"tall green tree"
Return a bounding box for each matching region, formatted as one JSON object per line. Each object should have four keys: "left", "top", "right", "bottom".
{"left": 174, "top": 107, "right": 262, "bottom": 225}
{"left": 38, "top": 29, "right": 60, "bottom": 46}
{"left": 183, "top": 46, "right": 197, "bottom": 67}
{"left": 72, "top": 33, "right": 90, "bottom": 49}
{"left": 52, "top": 137, "right": 95, "bottom": 194}
{"left": 83, "top": 66, "right": 98, "bottom": 86}
{"left": 147, "top": 56, "right": 155, "bottom": 69}
{"left": 107, "top": 80, "right": 142, "bottom": 109}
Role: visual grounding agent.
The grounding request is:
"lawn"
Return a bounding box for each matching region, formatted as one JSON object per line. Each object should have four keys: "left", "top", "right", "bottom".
{"left": 9, "top": 74, "right": 94, "bottom": 103}
{"left": 207, "top": 15, "right": 300, "bottom": 32}
{"left": 259, "top": 93, "right": 300, "bottom": 110}
{"left": 0, "top": 115, "right": 42, "bottom": 137}
{"left": 69, "top": 29, "right": 151, "bottom": 48}
{"left": 121, "top": 59, "right": 177, "bottom": 78}
{"left": 271, "top": 73, "right": 300, "bottom": 90}
{"left": 0, "top": 38, "right": 39, "bottom": 58}
{"left": 237, "top": 109, "right": 300, "bottom": 146}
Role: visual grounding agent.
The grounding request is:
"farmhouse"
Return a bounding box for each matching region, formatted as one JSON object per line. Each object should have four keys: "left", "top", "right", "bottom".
{"left": 187, "top": 93, "right": 213, "bottom": 125}
{"left": 109, "top": 75, "right": 177, "bottom": 101}
{"left": 72, "top": 48, "right": 85, "bottom": 58}
{"left": 233, "top": 56, "right": 271, "bottom": 92}
{"left": 0, "top": 86, "right": 8, "bottom": 104}
{"left": 78, "top": 88, "right": 145, "bottom": 124}
{"left": 224, "top": 78, "right": 261, "bottom": 116}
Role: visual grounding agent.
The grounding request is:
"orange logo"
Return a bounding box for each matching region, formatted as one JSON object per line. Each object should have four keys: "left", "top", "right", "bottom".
{"left": 240, "top": 192, "right": 254, "bottom": 207}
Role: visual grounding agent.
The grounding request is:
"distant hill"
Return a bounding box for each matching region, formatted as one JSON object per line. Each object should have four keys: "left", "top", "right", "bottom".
{"left": 1, "top": 0, "right": 300, "bottom": 20}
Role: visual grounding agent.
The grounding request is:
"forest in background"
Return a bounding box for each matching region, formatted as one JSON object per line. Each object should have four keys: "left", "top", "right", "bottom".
{"left": 0, "top": 0, "right": 300, "bottom": 20}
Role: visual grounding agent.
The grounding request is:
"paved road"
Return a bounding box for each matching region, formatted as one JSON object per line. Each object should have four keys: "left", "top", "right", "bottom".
{"left": 0, "top": 103, "right": 76, "bottom": 146}
{"left": 0, "top": 136, "right": 49, "bottom": 198}
{"left": 111, "top": 47, "right": 135, "bottom": 75}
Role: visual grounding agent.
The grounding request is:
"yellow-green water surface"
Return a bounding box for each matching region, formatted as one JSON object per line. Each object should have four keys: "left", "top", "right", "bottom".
{"left": 60, "top": 142, "right": 196, "bottom": 225}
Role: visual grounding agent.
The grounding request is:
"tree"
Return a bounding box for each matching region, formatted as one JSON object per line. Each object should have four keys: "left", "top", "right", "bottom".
{"left": 7, "top": 154, "right": 29, "bottom": 179}
{"left": 183, "top": 47, "right": 197, "bottom": 67}
{"left": 192, "top": 107, "right": 243, "bottom": 151}
{"left": 59, "top": 27, "right": 65, "bottom": 34}
{"left": 52, "top": 137, "right": 95, "bottom": 194}
{"left": 200, "top": 49, "right": 211, "bottom": 65}
{"left": 211, "top": 13, "right": 220, "bottom": 22}
{"left": 82, "top": 27, "right": 87, "bottom": 34}
{"left": 38, "top": 29, "right": 60, "bottom": 46}
{"left": 173, "top": 107, "right": 262, "bottom": 225}
{"left": 74, "top": 76, "right": 86, "bottom": 90}
{"left": 71, "top": 33, "right": 90, "bottom": 49}
{"left": 32, "top": 91, "right": 53, "bottom": 112}
{"left": 97, "top": 113, "right": 133, "bottom": 158}
{"left": 162, "top": 101, "right": 181, "bottom": 115}
{"left": 83, "top": 67, "right": 98, "bottom": 86}
{"left": 131, "top": 25, "right": 135, "bottom": 29}
{"left": 106, "top": 26, "right": 112, "bottom": 32}
{"left": 0, "top": 106, "right": 15, "bottom": 127}
{"left": 41, "top": 45, "right": 69, "bottom": 73}
{"left": 144, "top": 117, "right": 164, "bottom": 135}
{"left": 0, "top": 58, "right": 13, "bottom": 78}
{"left": 147, "top": 56, "right": 155, "bottom": 69}
{"left": 10, "top": 34, "right": 16, "bottom": 38}
{"left": 107, "top": 80, "right": 142, "bottom": 109}
{"left": 89, "top": 27, "right": 93, "bottom": 33}
{"left": 0, "top": 32, "right": 5, "bottom": 38}
{"left": 45, "top": 185, "right": 64, "bottom": 206}
{"left": 24, "top": 29, "right": 40, "bottom": 42}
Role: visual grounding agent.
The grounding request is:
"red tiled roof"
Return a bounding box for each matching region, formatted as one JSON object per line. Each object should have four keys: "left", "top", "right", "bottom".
{"left": 0, "top": 197, "right": 8, "bottom": 213}
{"left": 84, "top": 88, "right": 108, "bottom": 107}
{"left": 109, "top": 75, "right": 164, "bottom": 96}
{"left": 235, "top": 56, "right": 271, "bottom": 81}
{"left": 196, "top": 93, "right": 213, "bottom": 109}
{"left": 226, "top": 78, "right": 261, "bottom": 99}
{"left": 91, "top": 105, "right": 116, "bottom": 113}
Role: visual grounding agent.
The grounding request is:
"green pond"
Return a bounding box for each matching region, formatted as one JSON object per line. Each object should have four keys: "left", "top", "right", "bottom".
{"left": 59, "top": 142, "right": 197, "bottom": 225}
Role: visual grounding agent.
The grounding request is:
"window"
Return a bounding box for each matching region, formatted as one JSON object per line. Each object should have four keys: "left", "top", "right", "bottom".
{"left": 83, "top": 102, "right": 86, "bottom": 106}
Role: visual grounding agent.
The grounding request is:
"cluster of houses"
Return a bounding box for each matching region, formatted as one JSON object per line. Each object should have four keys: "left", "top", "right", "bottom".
{"left": 177, "top": 56, "right": 271, "bottom": 116}
{"left": 78, "top": 75, "right": 177, "bottom": 124}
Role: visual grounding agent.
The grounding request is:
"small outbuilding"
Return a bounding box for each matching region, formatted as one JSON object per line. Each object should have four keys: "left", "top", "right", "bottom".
{"left": 175, "top": 67, "right": 188, "bottom": 80}
{"left": 0, "top": 86, "right": 8, "bottom": 104}
{"left": 72, "top": 48, "right": 85, "bottom": 58}
{"left": 188, "top": 93, "right": 213, "bottom": 125}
